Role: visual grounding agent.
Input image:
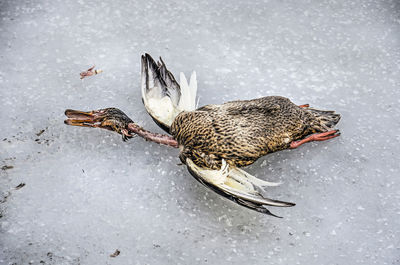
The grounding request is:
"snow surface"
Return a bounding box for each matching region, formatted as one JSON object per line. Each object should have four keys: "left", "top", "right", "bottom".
{"left": 1, "top": 0, "right": 400, "bottom": 264}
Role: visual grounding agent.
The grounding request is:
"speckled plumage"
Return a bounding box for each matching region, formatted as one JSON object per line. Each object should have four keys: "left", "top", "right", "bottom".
{"left": 171, "top": 96, "right": 339, "bottom": 170}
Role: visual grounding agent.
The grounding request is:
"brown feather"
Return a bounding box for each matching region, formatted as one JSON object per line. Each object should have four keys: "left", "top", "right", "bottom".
{"left": 171, "top": 96, "right": 340, "bottom": 170}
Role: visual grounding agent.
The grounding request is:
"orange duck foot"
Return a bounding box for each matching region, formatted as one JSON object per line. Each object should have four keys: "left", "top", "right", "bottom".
{"left": 290, "top": 130, "right": 340, "bottom": 149}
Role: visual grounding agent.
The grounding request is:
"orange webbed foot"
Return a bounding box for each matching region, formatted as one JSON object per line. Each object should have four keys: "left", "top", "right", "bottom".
{"left": 290, "top": 130, "right": 340, "bottom": 149}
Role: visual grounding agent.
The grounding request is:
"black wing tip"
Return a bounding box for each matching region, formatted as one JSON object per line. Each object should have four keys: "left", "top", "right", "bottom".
{"left": 143, "top": 53, "right": 156, "bottom": 64}
{"left": 141, "top": 53, "right": 157, "bottom": 67}
{"left": 142, "top": 53, "right": 166, "bottom": 68}
{"left": 159, "top": 56, "right": 166, "bottom": 67}
{"left": 141, "top": 53, "right": 151, "bottom": 64}
{"left": 279, "top": 201, "right": 296, "bottom": 207}
{"left": 260, "top": 208, "right": 283, "bottom": 218}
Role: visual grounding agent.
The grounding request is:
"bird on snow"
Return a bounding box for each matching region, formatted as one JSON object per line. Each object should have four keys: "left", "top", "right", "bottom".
{"left": 64, "top": 54, "right": 340, "bottom": 217}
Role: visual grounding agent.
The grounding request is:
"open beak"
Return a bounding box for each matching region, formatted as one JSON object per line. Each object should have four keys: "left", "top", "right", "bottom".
{"left": 64, "top": 109, "right": 100, "bottom": 127}
{"left": 64, "top": 108, "right": 134, "bottom": 141}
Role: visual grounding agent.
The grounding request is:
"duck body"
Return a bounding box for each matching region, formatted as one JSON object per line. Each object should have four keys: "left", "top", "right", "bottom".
{"left": 138, "top": 53, "right": 340, "bottom": 216}
{"left": 171, "top": 96, "right": 338, "bottom": 170}
{"left": 65, "top": 53, "right": 341, "bottom": 217}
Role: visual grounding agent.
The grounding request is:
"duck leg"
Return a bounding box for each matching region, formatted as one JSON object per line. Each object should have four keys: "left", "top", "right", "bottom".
{"left": 298, "top": 104, "right": 309, "bottom": 108}
{"left": 64, "top": 108, "right": 178, "bottom": 147}
{"left": 290, "top": 130, "right": 340, "bottom": 149}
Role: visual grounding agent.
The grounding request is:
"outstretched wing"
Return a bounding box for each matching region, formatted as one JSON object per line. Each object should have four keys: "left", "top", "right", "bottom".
{"left": 185, "top": 158, "right": 295, "bottom": 217}
{"left": 141, "top": 53, "right": 197, "bottom": 133}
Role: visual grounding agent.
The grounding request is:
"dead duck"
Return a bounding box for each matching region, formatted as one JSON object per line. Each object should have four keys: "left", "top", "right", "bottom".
{"left": 65, "top": 54, "right": 340, "bottom": 217}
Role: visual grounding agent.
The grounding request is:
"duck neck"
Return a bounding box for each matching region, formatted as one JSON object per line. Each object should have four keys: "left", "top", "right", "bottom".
{"left": 128, "top": 123, "right": 179, "bottom": 148}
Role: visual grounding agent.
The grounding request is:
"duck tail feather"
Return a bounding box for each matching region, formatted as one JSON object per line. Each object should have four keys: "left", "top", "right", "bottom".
{"left": 305, "top": 107, "right": 341, "bottom": 130}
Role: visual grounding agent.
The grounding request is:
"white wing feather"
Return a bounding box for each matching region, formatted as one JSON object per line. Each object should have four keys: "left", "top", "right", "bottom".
{"left": 178, "top": 71, "right": 197, "bottom": 111}
{"left": 186, "top": 158, "right": 292, "bottom": 208}
{"left": 141, "top": 54, "right": 198, "bottom": 129}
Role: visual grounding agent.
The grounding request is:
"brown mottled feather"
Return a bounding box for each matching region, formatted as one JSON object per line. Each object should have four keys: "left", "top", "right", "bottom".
{"left": 171, "top": 96, "right": 339, "bottom": 170}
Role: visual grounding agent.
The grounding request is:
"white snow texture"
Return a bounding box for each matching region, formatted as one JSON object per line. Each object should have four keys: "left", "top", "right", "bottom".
{"left": 0, "top": 0, "right": 399, "bottom": 264}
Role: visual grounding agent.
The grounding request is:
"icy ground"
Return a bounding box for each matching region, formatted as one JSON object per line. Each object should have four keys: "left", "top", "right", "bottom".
{"left": 1, "top": 0, "right": 399, "bottom": 264}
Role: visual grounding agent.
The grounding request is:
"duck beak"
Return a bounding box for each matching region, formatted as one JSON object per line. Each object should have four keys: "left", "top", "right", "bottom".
{"left": 64, "top": 108, "right": 134, "bottom": 141}
{"left": 64, "top": 109, "right": 97, "bottom": 127}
